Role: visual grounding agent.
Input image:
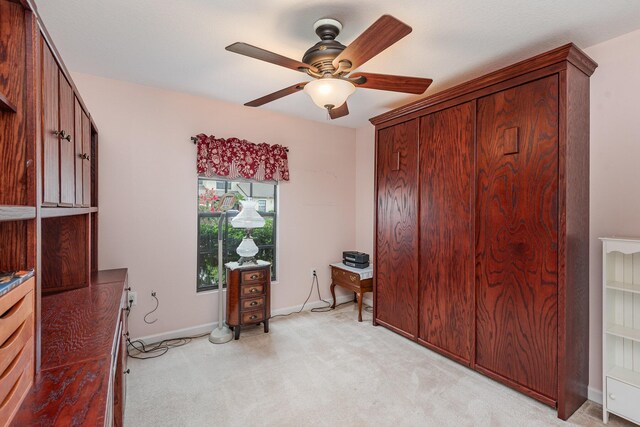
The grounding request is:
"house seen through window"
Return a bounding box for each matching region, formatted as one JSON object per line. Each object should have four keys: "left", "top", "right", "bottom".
{"left": 197, "top": 178, "right": 277, "bottom": 292}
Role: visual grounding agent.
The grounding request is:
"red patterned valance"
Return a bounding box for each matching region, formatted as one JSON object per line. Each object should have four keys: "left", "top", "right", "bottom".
{"left": 196, "top": 134, "right": 290, "bottom": 182}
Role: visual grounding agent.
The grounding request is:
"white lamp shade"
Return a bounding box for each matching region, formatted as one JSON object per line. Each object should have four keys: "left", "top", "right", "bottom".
{"left": 304, "top": 78, "right": 355, "bottom": 110}
{"left": 231, "top": 200, "right": 265, "bottom": 229}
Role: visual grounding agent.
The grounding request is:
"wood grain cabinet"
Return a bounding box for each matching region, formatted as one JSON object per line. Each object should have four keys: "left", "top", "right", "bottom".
{"left": 226, "top": 262, "right": 271, "bottom": 340}
{"left": 371, "top": 44, "right": 596, "bottom": 420}
{"left": 41, "top": 40, "right": 93, "bottom": 207}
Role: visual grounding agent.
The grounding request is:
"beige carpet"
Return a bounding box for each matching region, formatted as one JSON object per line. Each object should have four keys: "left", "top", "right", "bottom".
{"left": 125, "top": 304, "right": 633, "bottom": 426}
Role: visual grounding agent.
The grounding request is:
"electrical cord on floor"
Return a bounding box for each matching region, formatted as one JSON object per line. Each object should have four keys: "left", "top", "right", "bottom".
{"left": 126, "top": 333, "right": 209, "bottom": 360}
{"left": 271, "top": 272, "right": 352, "bottom": 319}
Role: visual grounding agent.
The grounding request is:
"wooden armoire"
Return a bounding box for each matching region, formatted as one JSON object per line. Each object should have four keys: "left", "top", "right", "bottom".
{"left": 371, "top": 43, "right": 596, "bottom": 420}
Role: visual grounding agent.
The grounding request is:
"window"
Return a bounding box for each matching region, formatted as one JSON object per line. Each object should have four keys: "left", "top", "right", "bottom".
{"left": 197, "top": 178, "right": 277, "bottom": 292}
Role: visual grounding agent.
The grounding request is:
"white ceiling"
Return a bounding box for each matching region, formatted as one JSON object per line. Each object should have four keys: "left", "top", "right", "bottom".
{"left": 36, "top": 0, "right": 640, "bottom": 128}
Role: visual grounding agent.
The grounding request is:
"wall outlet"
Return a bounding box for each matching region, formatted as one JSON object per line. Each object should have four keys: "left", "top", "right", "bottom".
{"left": 128, "top": 291, "right": 137, "bottom": 307}
{"left": 310, "top": 268, "right": 317, "bottom": 278}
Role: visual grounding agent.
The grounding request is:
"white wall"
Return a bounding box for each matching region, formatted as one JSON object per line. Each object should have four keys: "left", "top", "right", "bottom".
{"left": 72, "top": 73, "right": 356, "bottom": 339}
{"left": 355, "top": 124, "right": 375, "bottom": 255}
{"left": 585, "top": 28, "right": 640, "bottom": 396}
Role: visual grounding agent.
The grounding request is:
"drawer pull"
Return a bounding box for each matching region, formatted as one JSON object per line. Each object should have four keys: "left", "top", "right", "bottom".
{"left": 124, "top": 369, "right": 130, "bottom": 375}
{"left": 250, "top": 274, "right": 259, "bottom": 280}
{"left": 249, "top": 315, "right": 258, "bottom": 320}
{"left": 609, "top": 393, "right": 616, "bottom": 400}
{"left": 250, "top": 288, "right": 258, "bottom": 293}
{"left": 250, "top": 301, "right": 259, "bottom": 307}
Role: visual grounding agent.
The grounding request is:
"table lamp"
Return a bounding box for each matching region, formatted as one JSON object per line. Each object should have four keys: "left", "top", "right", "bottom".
{"left": 231, "top": 199, "right": 265, "bottom": 265}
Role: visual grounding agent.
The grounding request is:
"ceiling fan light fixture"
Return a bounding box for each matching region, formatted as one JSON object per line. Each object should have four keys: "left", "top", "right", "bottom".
{"left": 303, "top": 77, "right": 355, "bottom": 111}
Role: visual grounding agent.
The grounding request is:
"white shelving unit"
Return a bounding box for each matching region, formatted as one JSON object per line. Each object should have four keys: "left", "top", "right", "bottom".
{"left": 602, "top": 237, "right": 640, "bottom": 425}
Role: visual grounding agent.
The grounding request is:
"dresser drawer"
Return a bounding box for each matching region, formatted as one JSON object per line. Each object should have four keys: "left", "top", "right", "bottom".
{"left": 241, "top": 269, "right": 268, "bottom": 284}
{"left": 0, "top": 316, "right": 33, "bottom": 376}
{"left": 607, "top": 377, "right": 640, "bottom": 424}
{"left": 242, "top": 296, "right": 265, "bottom": 311}
{"left": 0, "top": 337, "right": 33, "bottom": 406}
{"left": 0, "top": 340, "right": 32, "bottom": 426}
{"left": 241, "top": 283, "right": 264, "bottom": 298}
{"left": 241, "top": 310, "right": 264, "bottom": 325}
{"left": 332, "top": 268, "right": 360, "bottom": 287}
{"left": 0, "top": 286, "right": 34, "bottom": 345}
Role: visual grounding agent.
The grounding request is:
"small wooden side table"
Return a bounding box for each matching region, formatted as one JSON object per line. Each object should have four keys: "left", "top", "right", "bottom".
{"left": 226, "top": 261, "right": 271, "bottom": 340}
{"left": 330, "top": 263, "right": 373, "bottom": 322}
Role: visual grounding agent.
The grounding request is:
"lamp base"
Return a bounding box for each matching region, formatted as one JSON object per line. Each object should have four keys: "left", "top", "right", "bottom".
{"left": 237, "top": 256, "right": 258, "bottom": 266}
{"left": 209, "top": 324, "right": 233, "bottom": 344}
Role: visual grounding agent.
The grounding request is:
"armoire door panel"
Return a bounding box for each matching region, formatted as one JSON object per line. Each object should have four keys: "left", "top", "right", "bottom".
{"left": 475, "top": 75, "right": 559, "bottom": 399}
{"left": 42, "top": 42, "right": 59, "bottom": 206}
{"left": 81, "top": 112, "right": 91, "bottom": 207}
{"left": 418, "top": 102, "right": 474, "bottom": 364}
{"left": 74, "top": 98, "right": 83, "bottom": 206}
{"left": 376, "top": 119, "right": 419, "bottom": 338}
{"left": 58, "top": 73, "right": 75, "bottom": 206}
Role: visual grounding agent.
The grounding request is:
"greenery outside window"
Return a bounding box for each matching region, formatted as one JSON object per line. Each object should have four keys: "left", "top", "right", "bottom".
{"left": 197, "top": 178, "right": 277, "bottom": 292}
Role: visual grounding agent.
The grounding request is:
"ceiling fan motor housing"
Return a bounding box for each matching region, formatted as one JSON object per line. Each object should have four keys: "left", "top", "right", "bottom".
{"left": 302, "top": 18, "right": 346, "bottom": 74}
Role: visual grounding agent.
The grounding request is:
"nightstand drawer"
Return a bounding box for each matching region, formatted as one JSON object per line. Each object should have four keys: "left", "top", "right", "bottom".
{"left": 241, "top": 310, "right": 264, "bottom": 324}
{"left": 242, "top": 296, "right": 264, "bottom": 311}
{"left": 332, "top": 268, "right": 360, "bottom": 287}
{"left": 241, "top": 283, "right": 264, "bottom": 297}
{"left": 241, "top": 270, "right": 267, "bottom": 284}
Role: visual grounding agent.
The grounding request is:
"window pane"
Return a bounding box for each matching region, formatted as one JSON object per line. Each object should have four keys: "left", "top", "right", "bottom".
{"left": 199, "top": 179, "right": 226, "bottom": 212}
{"left": 198, "top": 178, "right": 277, "bottom": 291}
{"left": 253, "top": 216, "right": 274, "bottom": 247}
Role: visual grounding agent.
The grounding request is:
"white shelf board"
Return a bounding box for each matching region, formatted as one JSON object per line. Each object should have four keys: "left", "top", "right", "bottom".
{"left": 607, "top": 366, "right": 640, "bottom": 389}
{"left": 0, "top": 205, "right": 36, "bottom": 222}
{"left": 606, "top": 324, "right": 640, "bottom": 343}
{"left": 607, "top": 281, "right": 640, "bottom": 295}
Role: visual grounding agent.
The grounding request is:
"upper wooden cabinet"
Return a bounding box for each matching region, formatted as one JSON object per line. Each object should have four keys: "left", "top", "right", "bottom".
{"left": 41, "top": 42, "right": 59, "bottom": 206}
{"left": 371, "top": 43, "right": 596, "bottom": 421}
{"left": 41, "top": 38, "right": 94, "bottom": 208}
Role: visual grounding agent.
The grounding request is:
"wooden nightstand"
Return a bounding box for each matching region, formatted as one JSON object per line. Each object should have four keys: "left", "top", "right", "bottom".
{"left": 330, "top": 263, "right": 373, "bottom": 322}
{"left": 225, "top": 261, "right": 271, "bottom": 340}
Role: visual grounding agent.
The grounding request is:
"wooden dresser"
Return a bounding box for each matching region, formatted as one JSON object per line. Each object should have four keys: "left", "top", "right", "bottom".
{"left": 0, "top": 277, "right": 35, "bottom": 426}
{"left": 371, "top": 44, "right": 596, "bottom": 420}
{"left": 226, "top": 261, "right": 271, "bottom": 340}
{"left": 12, "top": 269, "right": 129, "bottom": 426}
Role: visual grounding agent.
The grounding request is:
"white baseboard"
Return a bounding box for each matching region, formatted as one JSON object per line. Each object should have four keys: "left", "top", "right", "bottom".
{"left": 132, "top": 294, "right": 355, "bottom": 344}
{"left": 588, "top": 386, "right": 603, "bottom": 405}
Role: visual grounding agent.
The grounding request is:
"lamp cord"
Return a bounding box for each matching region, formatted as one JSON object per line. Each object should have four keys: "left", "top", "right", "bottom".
{"left": 271, "top": 272, "right": 351, "bottom": 319}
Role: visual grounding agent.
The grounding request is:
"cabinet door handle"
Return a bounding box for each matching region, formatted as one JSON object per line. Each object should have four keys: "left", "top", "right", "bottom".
{"left": 54, "top": 130, "right": 72, "bottom": 141}
{"left": 250, "top": 301, "right": 259, "bottom": 307}
{"left": 78, "top": 153, "right": 90, "bottom": 160}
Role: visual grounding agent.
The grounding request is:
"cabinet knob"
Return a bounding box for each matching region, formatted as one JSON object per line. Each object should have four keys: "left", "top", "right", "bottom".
{"left": 54, "top": 130, "right": 72, "bottom": 141}
{"left": 250, "top": 301, "right": 258, "bottom": 306}
{"left": 124, "top": 369, "right": 131, "bottom": 375}
{"left": 250, "top": 274, "right": 259, "bottom": 279}
{"left": 609, "top": 393, "right": 616, "bottom": 400}
{"left": 249, "top": 315, "right": 257, "bottom": 320}
{"left": 78, "top": 153, "right": 90, "bottom": 160}
{"left": 250, "top": 288, "right": 258, "bottom": 293}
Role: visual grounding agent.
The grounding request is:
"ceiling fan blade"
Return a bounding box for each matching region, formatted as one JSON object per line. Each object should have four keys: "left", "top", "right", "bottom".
{"left": 332, "top": 15, "right": 411, "bottom": 72}
{"left": 329, "top": 102, "right": 349, "bottom": 119}
{"left": 350, "top": 72, "right": 432, "bottom": 94}
{"left": 226, "top": 42, "right": 318, "bottom": 73}
{"left": 245, "top": 82, "right": 308, "bottom": 107}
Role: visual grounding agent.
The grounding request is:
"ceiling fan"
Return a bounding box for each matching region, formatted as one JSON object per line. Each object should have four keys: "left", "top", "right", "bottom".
{"left": 226, "top": 15, "right": 433, "bottom": 119}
